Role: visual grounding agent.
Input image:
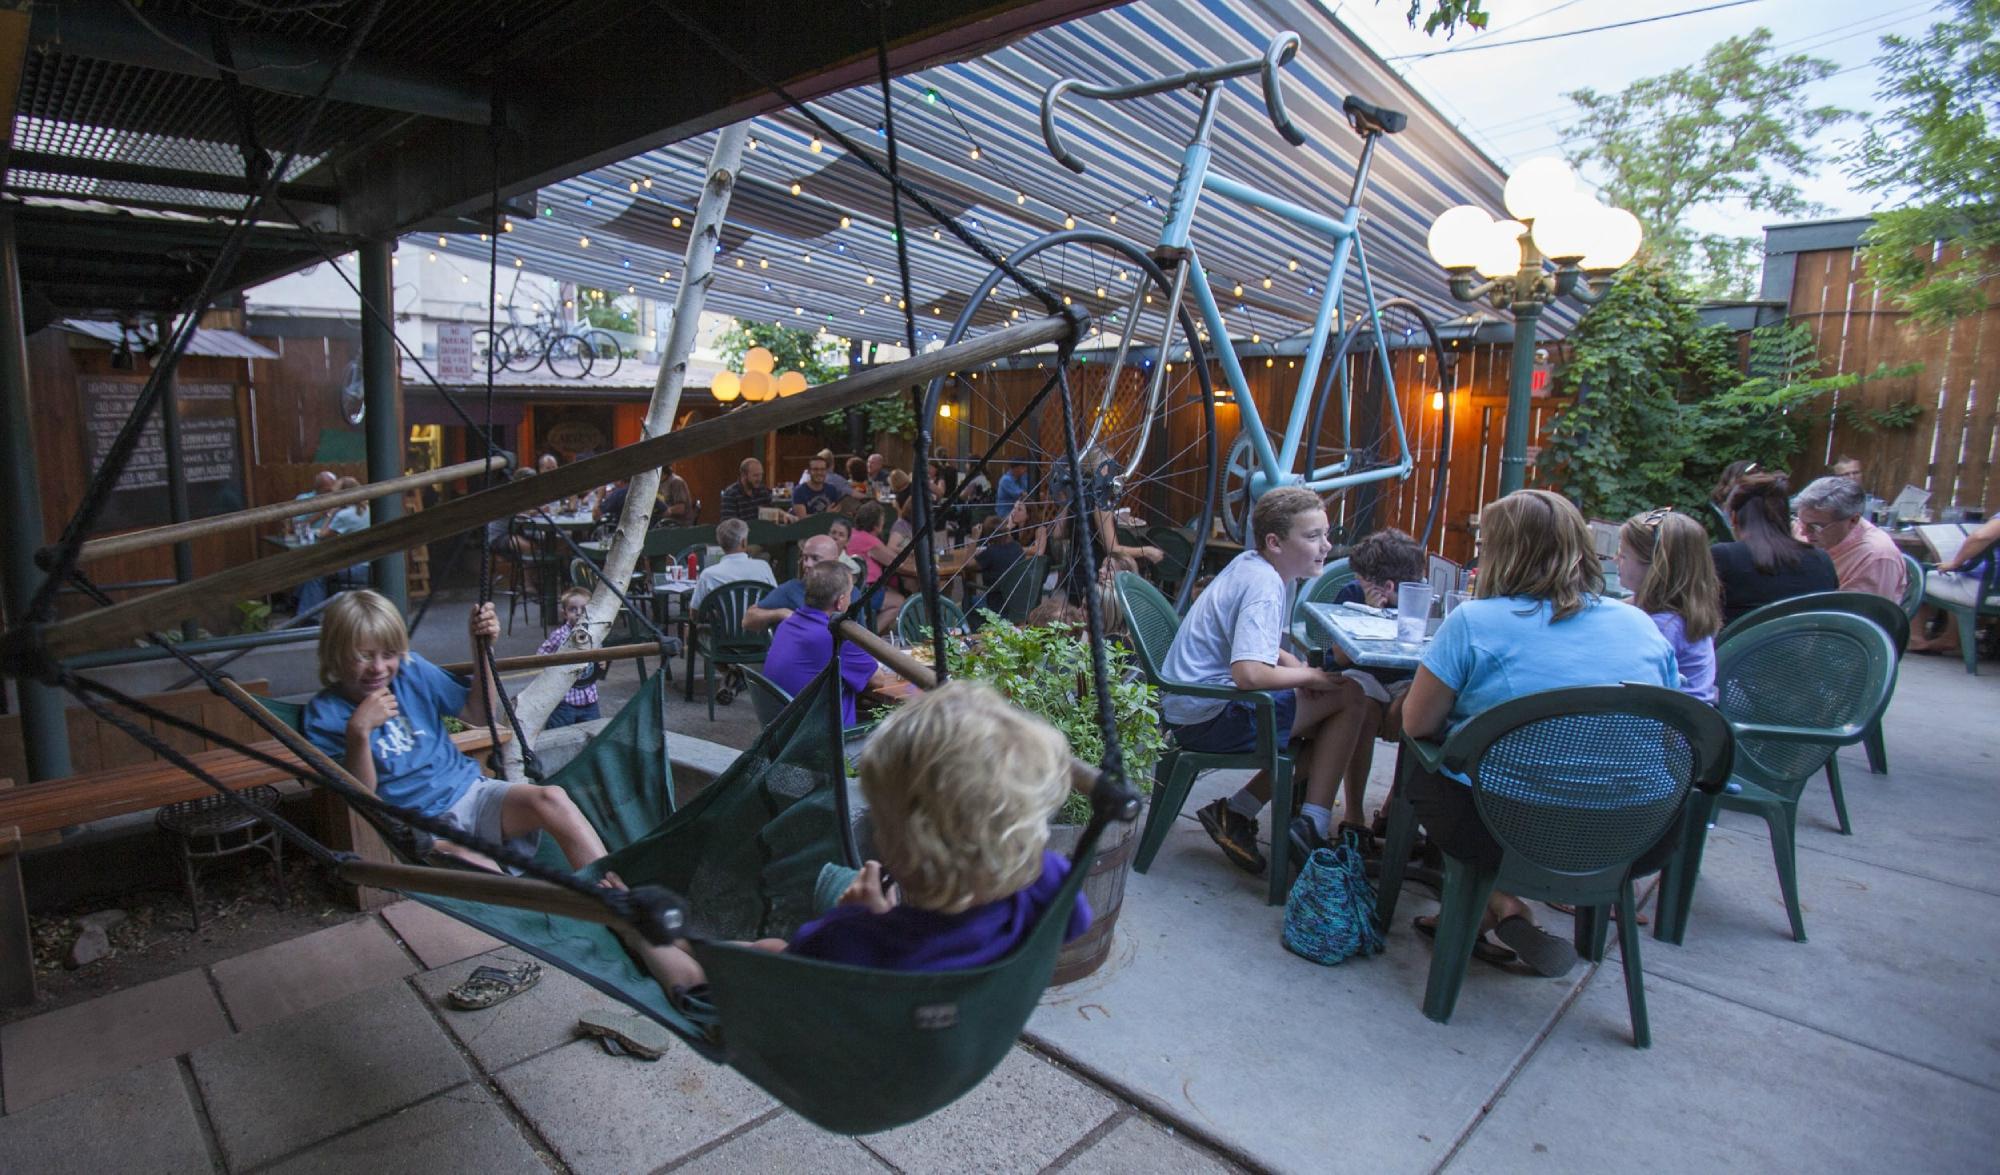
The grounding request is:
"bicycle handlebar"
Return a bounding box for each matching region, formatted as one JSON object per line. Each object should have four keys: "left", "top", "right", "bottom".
{"left": 1039, "top": 31, "right": 1306, "bottom": 176}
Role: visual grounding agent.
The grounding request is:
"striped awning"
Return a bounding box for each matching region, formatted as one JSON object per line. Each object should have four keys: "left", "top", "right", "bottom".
{"left": 420, "top": 0, "right": 1563, "bottom": 351}
{"left": 59, "top": 318, "right": 280, "bottom": 360}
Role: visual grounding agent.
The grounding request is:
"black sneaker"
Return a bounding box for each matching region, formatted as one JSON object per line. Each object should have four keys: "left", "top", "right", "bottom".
{"left": 1196, "top": 798, "right": 1266, "bottom": 876}
{"left": 1287, "top": 814, "right": 1330, "bottom": 869}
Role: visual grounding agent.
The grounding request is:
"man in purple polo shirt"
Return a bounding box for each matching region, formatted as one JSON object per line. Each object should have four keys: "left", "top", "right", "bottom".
{"left": 765, "top": 561, "right": 897, "bottom": 725}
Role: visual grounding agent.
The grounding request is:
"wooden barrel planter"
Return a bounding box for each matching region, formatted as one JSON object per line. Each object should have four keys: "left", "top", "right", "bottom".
{"left": 1045, "top": 814, "right": 1138, "bottom": 985}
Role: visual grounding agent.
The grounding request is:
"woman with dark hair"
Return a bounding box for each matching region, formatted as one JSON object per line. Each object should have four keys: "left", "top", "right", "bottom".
{"left": 1710, "top": 473, "right": 1837, "bottom": 624}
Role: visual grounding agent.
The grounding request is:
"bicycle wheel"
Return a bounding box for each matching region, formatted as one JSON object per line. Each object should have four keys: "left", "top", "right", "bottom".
{"left": 1302, "top": 297, "right": 1451, "bottom": 545}
{"left": 545, "top": 332, "right": 593, "bottom": 380}
{"left": 1219, "top": 427, "right": 1278, "bottom": 545}
{"left": 474, "top": 328, "right": 507, "bottom": 374}
{"left": 923, "top": 230, "right": 1217, "bottom": 614}
{"left": 500, "top": 325, "right": 544, "bottom": 373}
{"left": 580, "top": 329, "right": 623, "bottom": 379}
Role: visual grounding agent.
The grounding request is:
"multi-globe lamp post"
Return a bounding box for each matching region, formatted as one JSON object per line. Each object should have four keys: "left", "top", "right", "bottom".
{"left": 1427, "top": 157, "right": 1643, "bottom": 495}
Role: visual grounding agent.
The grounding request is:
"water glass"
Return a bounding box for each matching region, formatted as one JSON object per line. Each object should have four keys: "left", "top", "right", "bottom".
{"left": 1395, "top": 581, "right": 1432, "bottom": 644}
{"left": 1444, "top": 589, "right": 1471, "bottom": 617}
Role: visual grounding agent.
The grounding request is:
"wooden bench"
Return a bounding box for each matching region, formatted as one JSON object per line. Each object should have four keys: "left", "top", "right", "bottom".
{"left": 0, "top": 726, "right": 507, "bottom": 1008}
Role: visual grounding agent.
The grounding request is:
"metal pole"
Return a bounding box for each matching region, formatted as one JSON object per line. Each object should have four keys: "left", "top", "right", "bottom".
{"left": 1497, "top": 297, "right": 1544, "bottom": 497}
{"left": 359, "top": 240, "right": 405, "bottom": 611}
{"left": 0, "top": 213, "right": 72, "bottom": 781}
{"left": 155, "top": 311, "right": 198, "bottom": 639}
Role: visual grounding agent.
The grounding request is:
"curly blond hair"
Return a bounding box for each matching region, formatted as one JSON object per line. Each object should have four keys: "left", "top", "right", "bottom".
{"left": 317, "top": 589, "right": 409, "bottom": 686}
{"left": 856, "top": 680, "right": 1070, "bottom": 913}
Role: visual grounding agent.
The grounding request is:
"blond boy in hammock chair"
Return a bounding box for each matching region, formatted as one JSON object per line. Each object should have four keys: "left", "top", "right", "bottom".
{"left": 620, "top": 681, "right": 1093, "bottom": 1000}
{"left": 302, "top": 590, "right": 614, "bottom": 875}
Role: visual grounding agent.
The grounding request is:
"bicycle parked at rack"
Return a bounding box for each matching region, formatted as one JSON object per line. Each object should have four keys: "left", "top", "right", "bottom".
{"left": 925, "top": 32, "right": 1452, "bottom": 611}
{"left": 475, "top": 304, "right": 623, "bottom": 380}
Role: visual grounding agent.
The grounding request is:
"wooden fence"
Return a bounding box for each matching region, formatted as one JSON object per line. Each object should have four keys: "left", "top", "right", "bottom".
{"left": 1785, "top": 244, "right": 2000, "bottom": 517}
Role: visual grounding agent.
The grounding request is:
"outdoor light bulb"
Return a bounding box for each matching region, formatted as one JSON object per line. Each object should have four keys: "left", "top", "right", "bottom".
{"left": 712, "top": 370, "right": 741, "bottom": 401}
{"left": 841, "top": 215, "right": 851, "bottom": 228}
{"left": 1233, "top": 283, "right": 1243, "bottom": 297}
{"left": 777, "top": 370, "right": 809, "bottom": 397}
{"left": 1431, "top": 390, "right": 1445, "bottom": 411}
{"left": 1017, "top": 192, "right": 1027, "bottom": 204}
{"left": 628, "top": 180, "right": 639, "bottom": 193}
{"left": 790, "top": 182, "right": 802, "bottom": 196}
{"left": 810, "top": 136, "right": 823, "bottom": 153}
{"left": 1580, "top": 206, "right": 1643, "bottom": 272}
{"left": 1287, "top": 258, "right": 1299, "bottom": 272}
{"left": 938, "top": 403, "right": 953, "bottom": 418}
{"left": 744, "top": 346, "right": 776, "bottom": 374}
{"left": 426, "top": 251, "right": 436, "bottom": 262}
{"left": 1064, "top": 215, "right": 1076, "bottom": 229}
{"left": 644, "top": 177, "right": 653, "bottom": 189}
{"left": 1503, "top": 156, "right": 1577, "bottom": 222}
{"left": 969, "top": 147, "right": 981, "bottom": 161}
{"left": 579, "top": 236, "right": 590, "bottom": 248}
{"left": 671, "top": 216, "right": 682, "bottom": 228}
{"left": 1262, "top": 276, "right": 1273, "bottom": 289}
{"left": 1473, "top": 222, "right": 1524, "bottom": 279}
{"left": 1427, "top": 204, "right": 1493, "bottom": 271}
{"left": 1528, "top": 194, "right": 1599, "bottom": 263}
{"left": 741, "top": 370, "right": 775, "bottom": 402}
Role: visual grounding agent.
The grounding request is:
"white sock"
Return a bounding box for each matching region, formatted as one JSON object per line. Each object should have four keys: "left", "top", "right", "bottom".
{"left": 1300, "top": 804, "right": 1332, "bottom": 838}
{"left": 1225, "top": 788, "right": 1263, "bottom": 819}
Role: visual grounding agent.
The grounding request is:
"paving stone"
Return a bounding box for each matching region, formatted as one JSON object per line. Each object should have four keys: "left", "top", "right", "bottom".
{"left": 1448, "top": 972, "right": 2000, "bottom": 1173}
{"left": 261, "top": 1083, "right": 546, "bottom": 1175}
{"left": 190, "top": 982, "right": 472, "bottom": 1171}
{"left": 676, "top": 1111, "right": 888, "bottom": 1174}
{"left": 0, "top": 1058, "right": 212, "bottom": 1174}
{"left": 412, "top": 948, "right": 628, "bottom": 1071}
{"left": 1, "top": 968, "right": 230, "bottom": 1112}
{"left": 380, "top": 899, "right": 504, "bottom": 969}
{"left": 210, "top": 916, "right": 418, "bottom": 1031}
{"left": 64, "top": 923, "right": 112, "bottom": 968}
{"left": 1062, "top": 1115, "right": 1240, "bottom": 1174}
{"left": 863, "top": 1048, "right": 1116, "bottom": 1173}
{"left": 495, "top": 1038, "right": 775, "bottom": 1175}
{"left": 1641, "top": 821, "right": 2000, "bottom": 1087}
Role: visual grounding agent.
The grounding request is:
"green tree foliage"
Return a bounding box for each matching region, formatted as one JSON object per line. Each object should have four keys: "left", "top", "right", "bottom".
{"left": 1398, "top": 0, "right": 1488, "bottom": 36}
{"left": 1848, "top": 0, "right": 2000, "bottom": 327}
{"left": 1541, "top": 265, "right": 1917, "bottom": 526}
{"left": 1561, "top": 30, "right": 1849, "bottom": 299}
{"left": 714, "top": 319, "right": 917, "bottom": 441}
{"left": 576, "top": 288, "right": 637, "bottom": 334}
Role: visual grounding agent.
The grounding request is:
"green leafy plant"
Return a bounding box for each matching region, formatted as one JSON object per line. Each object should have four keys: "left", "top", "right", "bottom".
{"left": 717, "top": 318, "right": 846, "bottom": 384}
{"left": 577, "top": 288, "right": 638, "bottom": 335}
{"left": 947, "top": 617, "right": 1166, "bottom": 825}
{"left": 233, "top": 599, "right": 272, "bottom": 634}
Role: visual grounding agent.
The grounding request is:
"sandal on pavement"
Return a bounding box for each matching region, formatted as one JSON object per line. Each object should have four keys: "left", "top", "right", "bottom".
{"left": 1492, "top": 915, "right": 1579, "bottom": 978}
{"left": 446, "top": 961, "right": 542, "bottom": 1010}
{"left": 577, "top": 1009, "right": 673, "bottom": 1060}
{"left": 1412, "top": 915, "right": 1518, "bottom": 967}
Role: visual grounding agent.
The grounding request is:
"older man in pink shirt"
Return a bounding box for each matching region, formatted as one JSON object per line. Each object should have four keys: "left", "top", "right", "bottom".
{"left": 1794, "top": 476, "right": 1907, "bottom": 601}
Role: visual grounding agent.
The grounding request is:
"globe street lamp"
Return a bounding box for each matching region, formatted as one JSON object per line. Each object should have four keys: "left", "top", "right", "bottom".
{"left": 1428, "top": 158, "right": 1642, "bottom": 495}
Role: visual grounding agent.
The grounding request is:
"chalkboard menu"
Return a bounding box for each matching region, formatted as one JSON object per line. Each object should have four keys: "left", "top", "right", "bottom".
{"left": 80, "top": 377, "right": 246, "bottom": 534}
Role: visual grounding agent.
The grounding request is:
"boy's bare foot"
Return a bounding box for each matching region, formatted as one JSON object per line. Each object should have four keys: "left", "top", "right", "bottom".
{"left": 598, "top": 870, "right": 627, "bottom": 890}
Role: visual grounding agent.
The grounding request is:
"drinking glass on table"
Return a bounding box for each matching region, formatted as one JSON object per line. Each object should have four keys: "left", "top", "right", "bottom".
{"left": 1395, "top": 581, "right": 1433, "bottom": 644}
{"left": 1444, "top": 589, "right": 1471, "bottom": 617}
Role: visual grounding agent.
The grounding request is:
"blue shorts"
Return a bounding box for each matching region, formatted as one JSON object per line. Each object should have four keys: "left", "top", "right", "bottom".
{"left": 1170, "top": 690, "right": 1298, "bottom": 754}
{"left": 546, "top": 700, "right": 601, "bottom": 729}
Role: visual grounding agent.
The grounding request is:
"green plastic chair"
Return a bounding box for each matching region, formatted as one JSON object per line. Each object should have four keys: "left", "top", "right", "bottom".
{"left": 896, "top": 594, "right": 968, "bottom": 645}
{"left": 1116, "top": 572, "right": 1296, "bottom": 905}
{"left": 1707, "top": 500, "right": 1736, "bottom": 540}
{"left": 1921, "top": 553, "right": 2000, "bottom": 675}
{"left": 741, "top": 667, "right": 874, "bottom": 747}
{"left": 1144, "top": 525, "right": 1196, "bottom": 600}
{"left": 1374, "top": 684, "right": 1732, "bottom": 1046}
{"left": 1654, "top": 611, "right": 1897, "bottom": 944}
{"left": 983, "top": 555, "right": 1046, "bottom": 624}
{"left": 689, "top": 581, "right": 773, "bottom": 720}
{"left": 1899, "top": 552, "right": 1924, "bottom": 619}
{"left": 1718, "top": 590, "right": 1908, "bottom": 811}
{"left": 1287, "top": 558, "right": 1355, "bottom": 652}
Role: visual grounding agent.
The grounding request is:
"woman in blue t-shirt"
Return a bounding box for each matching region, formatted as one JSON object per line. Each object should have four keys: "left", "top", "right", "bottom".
{"left": 1399, "top": 490, "right": 1679, "bottom": 978}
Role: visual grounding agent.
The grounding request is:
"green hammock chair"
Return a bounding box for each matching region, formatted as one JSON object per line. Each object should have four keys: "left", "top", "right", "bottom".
{"left": 258, "top": 661, "right": 1108, "bottom": 1136}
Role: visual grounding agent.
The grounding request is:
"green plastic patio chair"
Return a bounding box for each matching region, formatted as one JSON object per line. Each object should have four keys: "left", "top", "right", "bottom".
{"left": 689, "top": 581, "right": 772, "bottom": 720}
{"left": 983, "top": 554, "right": 1046, "bottom": 624}
{"left": 1117, "top": 572, "right": 1296, "bottom": 905}
{"left": 1921, "top": 554, "right": 2000, "bottom": 675}
{"left": 1374, "top": 685, "right": 1732, "bottom": 1046}
{"left": 1717, "top": 590, "right": 1908, "bottom": 819}
{"left": 1707, "top": 500, "right": 1736, "bottom": 540}
{"left": 896, "top": 594, "right": 968, "bottom": 645}
{"left": 1287, "top": 558, "right": 1355, "bottom": 652}
{"left": 1654, "top": 611, "right": 1897, "bottom": 945}
{"left": 1145, "top": 525, "right": 1197, "bottom": 600}
{"left": 1899, "top": 553, "right": 1924, "bottom": 619}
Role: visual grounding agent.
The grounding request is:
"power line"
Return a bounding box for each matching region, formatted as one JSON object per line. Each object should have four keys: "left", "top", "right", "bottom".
{"left": 1390, "top": 0, "right": 1771, "bottom": 60}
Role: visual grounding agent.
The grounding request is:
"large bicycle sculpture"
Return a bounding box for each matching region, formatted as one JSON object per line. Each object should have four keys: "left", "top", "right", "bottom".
{"left": 923, "top": 33, "right": 1451, "bottom": 612}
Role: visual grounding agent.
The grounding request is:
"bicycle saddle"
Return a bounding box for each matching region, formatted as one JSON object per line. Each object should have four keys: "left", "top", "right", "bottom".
{"left": 1343, "top": 95, "right": 1407, "bottom": 136}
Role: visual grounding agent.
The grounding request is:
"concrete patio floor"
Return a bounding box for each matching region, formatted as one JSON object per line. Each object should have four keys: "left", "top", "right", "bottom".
{"left": 4, "top": 617, "right": 1996, "bottom": 1172}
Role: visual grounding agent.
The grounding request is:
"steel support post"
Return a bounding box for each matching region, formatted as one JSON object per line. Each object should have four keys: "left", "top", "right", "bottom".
{"left": 359, "top": 240, "right": 405, "bottom": 612}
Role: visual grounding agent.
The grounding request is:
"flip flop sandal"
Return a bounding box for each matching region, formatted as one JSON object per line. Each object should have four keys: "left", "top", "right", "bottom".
{"left": 1412, "top": 915, "right": 1518, "bottom": 967}
{"left": 1492, "top": 915, "right": 1580, "bottom": 978}
{"left": 446, "top": 961, "right": 542, "bottom": 1010}
{"left": 577, "top": 1009, "right": 672, "bottom": 1060}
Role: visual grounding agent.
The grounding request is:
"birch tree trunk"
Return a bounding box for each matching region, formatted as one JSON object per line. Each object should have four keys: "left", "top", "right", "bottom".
{"left": 501, "top": 122, "right": 749, "bottom": 777}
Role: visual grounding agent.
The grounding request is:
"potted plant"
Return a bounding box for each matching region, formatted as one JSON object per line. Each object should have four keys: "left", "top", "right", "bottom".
{"left": 947, "top": 614, "right": 1166, "bottom": 982}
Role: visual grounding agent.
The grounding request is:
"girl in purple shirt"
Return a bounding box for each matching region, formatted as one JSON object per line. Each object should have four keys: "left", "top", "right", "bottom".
{"left": 619, "top": 680, "right": 1091, "bottom": 996}
{"left": 1617, "top": 508, "right": 1723, "bottom": 704}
